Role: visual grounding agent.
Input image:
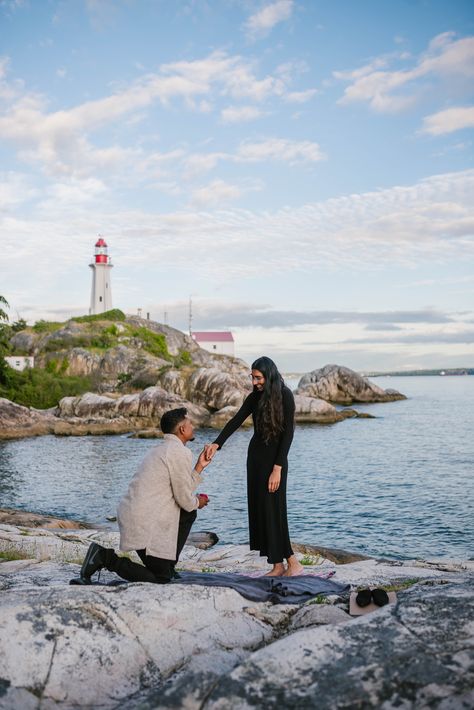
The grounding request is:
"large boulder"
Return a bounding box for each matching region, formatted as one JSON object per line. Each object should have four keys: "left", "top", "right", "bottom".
{"left": 157, "top": 365, "right": 251, "bottom": 411}
{"left": 56, "top": 388, "right": 209, "bottom": 427}
{"left": 188, "top": 368, "right": 251, "bottom": 410}
{"left": 297, "top": 364, "right": 406, "bottom": 404}
{"left": 294, "top": 394, "right": 352, "bottom": 423}
{"left": 0, "top": 398, "right": 54, "bottom": 439}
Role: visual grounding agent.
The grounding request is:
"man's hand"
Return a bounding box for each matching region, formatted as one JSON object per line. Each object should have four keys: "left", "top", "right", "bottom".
{"left": 204, "top": 443, "right": 219, "bottom": 462}
{"left": 195, "top": 449, "right": 212, "bottom": 474}
{"left": 268, "top": 466, "right": 282, "bottom": 493}
{"left": 198, "top": 493, "right": 210, "bottom": 509}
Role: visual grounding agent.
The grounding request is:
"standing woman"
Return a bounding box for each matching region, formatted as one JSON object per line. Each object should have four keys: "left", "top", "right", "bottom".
{"left": 205, "top": 356, "right": 304, "bottom": 576}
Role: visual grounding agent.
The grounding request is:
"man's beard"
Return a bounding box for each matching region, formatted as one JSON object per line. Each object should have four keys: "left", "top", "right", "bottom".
{"left": 189, "top": 436, "right": 195, "bottom": 442}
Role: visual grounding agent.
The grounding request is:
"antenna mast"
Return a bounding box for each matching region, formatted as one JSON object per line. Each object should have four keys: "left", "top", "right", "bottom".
{"left": 188, "top": 296, "right": 193, "bottom": 336}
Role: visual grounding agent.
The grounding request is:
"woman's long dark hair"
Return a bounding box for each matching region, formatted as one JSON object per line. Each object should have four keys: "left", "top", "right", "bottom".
{"left": 252, "top": 356, "right": 285, "bottom": 444}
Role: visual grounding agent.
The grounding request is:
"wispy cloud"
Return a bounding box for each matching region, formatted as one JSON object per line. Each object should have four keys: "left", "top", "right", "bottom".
{"left": 190, "top": 179, "right": 242, "bottom": 207}
{"left": 244, "top": 0, "right": 294, "bottom": 40}
{"left": 0, "top": 50, "right": 313, "bottom": 179}
{"left": 335, "top": 32, "right": 474, "bottom": 113}
{"left": 422, "top": 105, "right": 474, "bottom": 135}
{"left": 155, "top": 303, "right": 457, "bottom": 330}
{"left": 236, "top": 138, "right": 325, "bottom": 163}
{"left": 1, "top": 169, "right": 472, "bottom": 281}
{"left": 220, "top": 105, "right": 264, "bottom": 123}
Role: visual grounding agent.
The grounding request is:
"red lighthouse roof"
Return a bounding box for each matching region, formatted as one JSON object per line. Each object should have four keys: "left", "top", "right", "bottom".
{"left": 95, "top": 237, "right": 107, "bottom": 247}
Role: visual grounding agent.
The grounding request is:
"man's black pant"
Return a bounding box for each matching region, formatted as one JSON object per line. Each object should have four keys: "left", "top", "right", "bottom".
{"left": 111, "top": 509, "right": 197, "bottom": 584}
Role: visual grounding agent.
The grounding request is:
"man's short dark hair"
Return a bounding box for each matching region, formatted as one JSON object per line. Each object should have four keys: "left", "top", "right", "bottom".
{"left": 160, "top": 407, "right": 188, "bottom": 434}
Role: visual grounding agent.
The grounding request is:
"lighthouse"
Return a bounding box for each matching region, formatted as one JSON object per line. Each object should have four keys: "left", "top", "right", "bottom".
{"left": 89, "top": 236, "right": 113, "bottom": 315}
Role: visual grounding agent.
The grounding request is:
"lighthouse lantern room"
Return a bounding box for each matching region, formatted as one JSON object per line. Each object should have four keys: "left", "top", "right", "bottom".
{"left": 89, "top": 236, "right": 113, "bottom": 315}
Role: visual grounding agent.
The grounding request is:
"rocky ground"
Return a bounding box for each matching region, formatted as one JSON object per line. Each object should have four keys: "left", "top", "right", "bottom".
{"left": 0, "top": 522, "right": 472, "bottom": 709}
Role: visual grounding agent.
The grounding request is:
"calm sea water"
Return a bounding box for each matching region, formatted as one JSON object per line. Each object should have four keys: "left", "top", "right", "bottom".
{"left": 1, "top": 376, "right": 473, "bottom": 560}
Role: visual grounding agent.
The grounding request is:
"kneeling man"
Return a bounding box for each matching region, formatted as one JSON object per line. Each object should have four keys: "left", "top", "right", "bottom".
{"left": 73, "top": 408, "right": 210, "bottom": 585}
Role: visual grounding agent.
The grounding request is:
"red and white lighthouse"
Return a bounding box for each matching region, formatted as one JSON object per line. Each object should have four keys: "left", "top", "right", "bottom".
{"left": 89, "top": 236, "right": 113, "bottom": 315}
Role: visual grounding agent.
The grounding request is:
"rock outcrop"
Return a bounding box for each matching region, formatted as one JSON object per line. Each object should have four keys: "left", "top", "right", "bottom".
{"left": 0, "top": 398, "right": 55, "bottom": 439}
{"left": 0, "top": 523, "right": 472, "bottom": 709}
{"left": 297, "top": 364, "right": 406, "bottom": 404}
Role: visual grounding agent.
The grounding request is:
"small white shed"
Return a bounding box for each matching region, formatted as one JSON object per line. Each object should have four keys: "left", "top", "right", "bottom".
{"left": 5, "top": 356, "right": 34, "bottom": 371}
{"left": 192, "top": 331, "right": 235, "bottom": 356}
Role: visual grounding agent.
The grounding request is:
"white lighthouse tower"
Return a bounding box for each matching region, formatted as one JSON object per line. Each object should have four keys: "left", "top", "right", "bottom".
{"left": 89, "top": 236, "right": 113, "bottom": 315}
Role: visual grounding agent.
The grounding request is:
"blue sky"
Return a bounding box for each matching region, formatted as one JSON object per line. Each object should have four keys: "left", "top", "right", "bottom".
{"left": 1, "top": 0, "right": 473, "bottom": 371}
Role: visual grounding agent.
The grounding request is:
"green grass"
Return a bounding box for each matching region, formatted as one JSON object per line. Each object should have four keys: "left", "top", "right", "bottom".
{"left": 307, "top": 594, "right": 330, "bottom": 605}
{"left": 32, "top": 320, "right": 64, "bottom": 333}
{"left": 128, "top": 326, "right": 172, "bottom": 360}
{"left": 300, "top": 555, "right": 321, "bottom": 566}
{"left": 0, "top": 549, "right": 31, "bottom": 561}
{"left": 384, "top": 578, "right": 420, "bottom": 592}
{"left": 174, "top": 349, "right": 193, "bottom": 367}
{"left": 72, "top": 309, "right": 126, "bottom": 323}
{"left": 201, "top": 566, "right": 218, "bottom": 573}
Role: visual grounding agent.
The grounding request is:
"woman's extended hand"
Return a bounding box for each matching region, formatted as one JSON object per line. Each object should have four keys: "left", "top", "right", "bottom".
{"left": 204, "top": 443, "right": 219, "bottom": 461}
{"left": 268, "top": 466, "right": 281, "bottom": 493}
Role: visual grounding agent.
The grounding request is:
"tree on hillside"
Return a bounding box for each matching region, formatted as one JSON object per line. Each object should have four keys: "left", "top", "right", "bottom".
{"left": 0, "top": 295, "right": 10, "bottom": 384}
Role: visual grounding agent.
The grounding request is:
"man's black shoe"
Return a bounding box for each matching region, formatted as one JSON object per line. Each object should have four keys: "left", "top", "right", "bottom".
{"left": 80, "top": 542, "right": 109, "bottom": 582}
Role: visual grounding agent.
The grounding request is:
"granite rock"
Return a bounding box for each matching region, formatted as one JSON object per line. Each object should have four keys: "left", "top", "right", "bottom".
{"left": 297, "top": 364, "right": 406, "bottom": 404}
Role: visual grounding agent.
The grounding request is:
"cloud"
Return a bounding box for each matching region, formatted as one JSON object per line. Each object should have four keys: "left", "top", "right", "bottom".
{"left": 345, "top": 330, "right": 474, "bottom": 345}
{"left": 0, "top": 50, "right": 313, "bottom": 178}
{"left": 335, "top": 32, "right": 474, "bottom": 113}
{"left": 1, "top": 169, "right": 473, "bottom": 289}
{"left": 190, "top": 179, "right": 242, "bottom": 207}
{"left": 0, "top": 172, "right": 37, "bottom": 211}
{"left": 236, "top": 138, "right": 325, "bottom": 163}
{"left": 220, "top": 105, "right": 264, "bottom": 123}
{"left": 144, "top": 301, "right": 458, "bottom": 330}
{"left": 422, "top": 105, "right": 474, "bottom": 135}
{"left": 284, "top": 89, "right": 318, "bottom": 103}
{"left": 244, "top": 0, "right": 294, "bottom": 40}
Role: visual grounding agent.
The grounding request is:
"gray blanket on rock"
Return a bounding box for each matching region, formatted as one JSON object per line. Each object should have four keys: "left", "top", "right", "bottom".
{"left": 171, "top": 571, "right": 350, "bottom": 604}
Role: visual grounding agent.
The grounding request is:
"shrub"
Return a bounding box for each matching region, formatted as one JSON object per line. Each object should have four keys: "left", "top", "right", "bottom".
{"left": 129, "top": 327, "right": 171, "bottom": 360}
{"left": 0, "top": 367, "right": 93, "bottom": 409}
{"left": 175, "top": 349, "right": 193, "bottom": 367}
{"left": 32, "top": 320, "right": 63, "bottom": 333}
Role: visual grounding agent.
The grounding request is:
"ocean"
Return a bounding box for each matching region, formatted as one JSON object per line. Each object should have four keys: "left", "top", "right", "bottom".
{"left": 1, "top": 376, "right": 473, "bottom": 561}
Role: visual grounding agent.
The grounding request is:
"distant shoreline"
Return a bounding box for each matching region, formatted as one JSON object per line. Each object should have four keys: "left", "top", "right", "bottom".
{"left": 284, "top": 368, "right": 474, "bottom": 378}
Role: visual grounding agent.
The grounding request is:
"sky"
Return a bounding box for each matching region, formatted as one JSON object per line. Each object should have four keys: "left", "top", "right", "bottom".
{"left": 0, "top": 0, "right": 473, "bottom": 372}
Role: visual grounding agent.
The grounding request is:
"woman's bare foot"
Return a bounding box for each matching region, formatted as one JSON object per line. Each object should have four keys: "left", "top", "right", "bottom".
{"left": 283, "top": 555, "right": 305, "bottom": 576}
{"left": 263, "top": 563, "right": 286, "bottom": 576}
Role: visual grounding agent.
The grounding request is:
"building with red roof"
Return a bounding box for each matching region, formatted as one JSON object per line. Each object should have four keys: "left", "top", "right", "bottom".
{"left": 192, "top": 331, "right": 235, "bottom": 356}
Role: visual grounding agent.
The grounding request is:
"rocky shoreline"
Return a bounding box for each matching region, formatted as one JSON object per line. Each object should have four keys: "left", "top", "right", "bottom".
{"left": 0, "top": 363, "right": 404, "bottom": 440}
{"left": 0, "top": 513, "right": 472, "bottom": 709}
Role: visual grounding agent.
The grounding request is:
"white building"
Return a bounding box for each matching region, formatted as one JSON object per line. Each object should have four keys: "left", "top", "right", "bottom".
{"left": 5, "top": 356, "right": 34, "bottom": 371}
{"left": 192, "top": 331, "right": 235, "bottom": 356}
{"left": 89, "top": 236, "right": 113, "bottom": 315}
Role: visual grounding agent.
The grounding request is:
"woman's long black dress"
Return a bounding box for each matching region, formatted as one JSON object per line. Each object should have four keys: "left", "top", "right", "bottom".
{"left": 213, "top": 385, "right": 295, "bottom": 564}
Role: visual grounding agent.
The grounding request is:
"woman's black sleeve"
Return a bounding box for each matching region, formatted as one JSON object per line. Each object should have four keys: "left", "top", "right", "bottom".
{"left": 274, "top": 388, "right": 295, "bottom": 467}
{"left": 213, "top": 392, "right": 255, "bottom": 449}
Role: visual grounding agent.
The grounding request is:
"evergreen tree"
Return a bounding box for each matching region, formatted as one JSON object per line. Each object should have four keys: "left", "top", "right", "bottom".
{"left": 0, "top": 295, "right": 10, "bottom": 384}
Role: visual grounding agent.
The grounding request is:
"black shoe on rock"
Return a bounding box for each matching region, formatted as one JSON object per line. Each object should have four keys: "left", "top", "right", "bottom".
{"left": 79, "top": 542, "right": 110, "bottom": 582}
{"left": 355, "top": 588, "right": 372, "bottom": 607}
{"left": 371, "top": 588, "right": 389, "bottom": 606}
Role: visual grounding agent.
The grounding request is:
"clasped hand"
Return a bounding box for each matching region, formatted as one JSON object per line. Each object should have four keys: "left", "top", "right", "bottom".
{"left": 203, "top": 443, "right": 219, "bottom": 461}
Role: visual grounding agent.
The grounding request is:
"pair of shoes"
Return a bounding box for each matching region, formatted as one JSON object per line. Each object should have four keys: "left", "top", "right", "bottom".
{"left": 356, "top": 588, "right": 389, "bottom": 607}
{"left": 70, "top": 542, "right": 109, "bottom": 585}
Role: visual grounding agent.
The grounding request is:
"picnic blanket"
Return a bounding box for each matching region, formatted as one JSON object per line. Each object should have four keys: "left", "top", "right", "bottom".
{"left": 170, "top": 570, "right": 349, "bottom": 604}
